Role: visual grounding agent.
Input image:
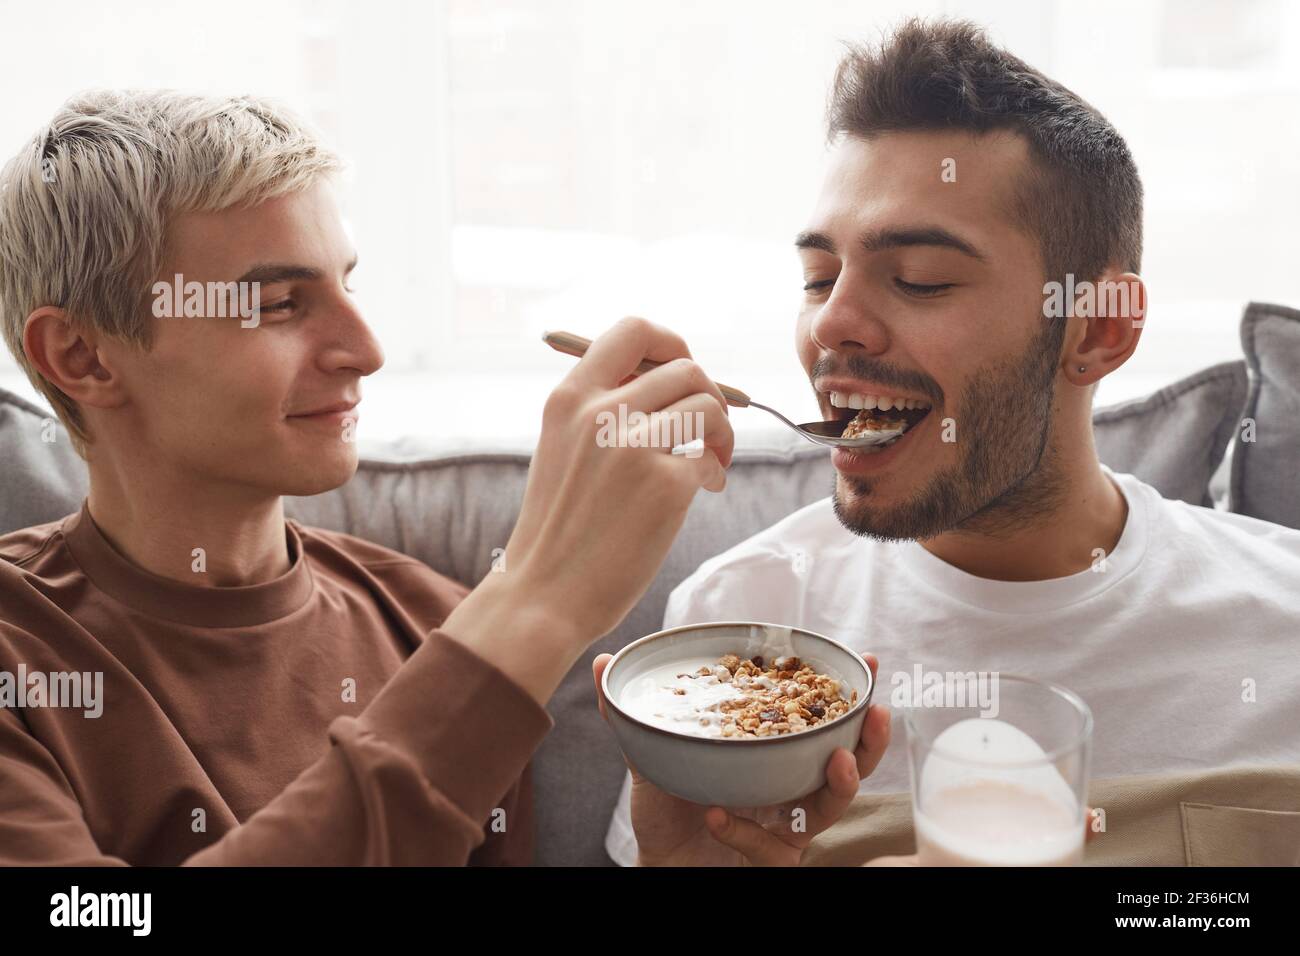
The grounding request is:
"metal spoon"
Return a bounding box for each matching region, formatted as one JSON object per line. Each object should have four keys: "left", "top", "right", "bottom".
{"left": 542, "top": 330, "right": 906, "bottom": 449}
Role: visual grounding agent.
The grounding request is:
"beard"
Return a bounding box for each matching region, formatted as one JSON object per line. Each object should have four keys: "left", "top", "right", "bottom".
{"left": 832, "top": 319, "right": 1068, "bottom": 542}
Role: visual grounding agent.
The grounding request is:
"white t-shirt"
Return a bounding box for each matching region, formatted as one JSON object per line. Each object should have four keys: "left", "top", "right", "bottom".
{"left": 605, "top": 467, "right": 1300, "bottom": 865}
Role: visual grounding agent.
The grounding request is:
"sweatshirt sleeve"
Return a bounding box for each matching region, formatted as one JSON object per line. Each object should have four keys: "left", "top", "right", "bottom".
{"left": 0, "top": 629, "right": 554, "bottom": 866}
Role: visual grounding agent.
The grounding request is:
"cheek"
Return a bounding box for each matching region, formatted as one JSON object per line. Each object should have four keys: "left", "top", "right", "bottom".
{"left": 908, "top": 308, "right": 989, "bottom": 391}
{"left": 159, "top": 330, "right": 298, "bottom": 429}
{"left": 983, "top": 284, "right": 1043, "bottom": 342}
{"left": 795, "top": 310, "right": 817, "bottom": 372}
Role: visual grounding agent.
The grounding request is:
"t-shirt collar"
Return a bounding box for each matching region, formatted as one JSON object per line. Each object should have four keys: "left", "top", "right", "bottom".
{"left": 893, "top": 466, "right": 1151, "bottom": 615}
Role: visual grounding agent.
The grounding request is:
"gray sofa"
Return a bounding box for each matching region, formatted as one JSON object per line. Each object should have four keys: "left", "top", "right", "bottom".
{"left": 2, "top": 301, "right": 1297, "bottom": 865}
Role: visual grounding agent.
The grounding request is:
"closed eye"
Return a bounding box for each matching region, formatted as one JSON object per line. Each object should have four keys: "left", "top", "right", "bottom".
{"left": 895, "top": 279, "right": 954, "bottom": 297}
{"left": 259, "top": 285, "right": 355, "bottom": 315}
{"left": 803, "top": 279, "right": 835, "bottom": 293}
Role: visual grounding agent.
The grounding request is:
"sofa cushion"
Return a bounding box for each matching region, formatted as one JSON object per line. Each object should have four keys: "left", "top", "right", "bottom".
{"left": 1093, "top": 359, "right": 1247, "bottom": 509}
{"left": 1230, "top": 301, "right": 1300, "bottom": 528}
{"left": 0, "top": 388, "right": 89, "bottom": 523}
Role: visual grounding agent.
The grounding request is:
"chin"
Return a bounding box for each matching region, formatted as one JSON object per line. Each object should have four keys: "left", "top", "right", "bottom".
{"left": 833, "top": 471, "right": 899, "bottom": 511}
{"left": 277, "top": 450, "right": 360, "bottom": 498}
{"left": 831, "top": 473, "right": 944, "bottom": 543}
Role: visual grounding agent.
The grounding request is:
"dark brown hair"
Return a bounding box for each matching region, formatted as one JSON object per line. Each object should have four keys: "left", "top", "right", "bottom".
{"left": 827, "top": 18, "right": 1143, "bottom": 289}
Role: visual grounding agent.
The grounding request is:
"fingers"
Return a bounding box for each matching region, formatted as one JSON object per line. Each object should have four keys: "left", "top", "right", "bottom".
{"left": 569, "top": 317, "right": 691, "bottom": 390}
{"left": 616, "top": 355, "right": 731, "bottom": 442}
{"left": 704, "top": 807, "right": 794, "bottom": 866}
{"left": 564, "top": 319, "right": 733, "bottom": 478}
{"left": 1085, "top": 805, "right": 1099, "bottom": 844}
{"left": 853, "top": 703, "right": 892, "bottom": 779}
{"left": 591, "top": 654, "right": 612, "bottom": 721}
{"left": 861, "top": 652, "right": 878, "bottom": 683}
{"left": 591, "top": 654, "right": 651, "bottom": 783}
{"left": 605, "top": 390, "right": 731, "bottom": 494}
{"left": 863, "top": 854, "right": 919, "bottom": 867}
{"left": 666, "top": 446, "right": 727, "bottom": 495}
{"left": 649, "top": 391, "right": 735, "bottom": 473}
{"left": 794, "top": 746, "right": 861, "bottom": 838}
{"left": 693, "top": 448, "right": 727, "bottom": 494}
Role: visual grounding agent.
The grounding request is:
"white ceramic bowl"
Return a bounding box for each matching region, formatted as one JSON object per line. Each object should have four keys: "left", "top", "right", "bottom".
{"left": 600, "top": 621, "right": 874, "bottom": 807}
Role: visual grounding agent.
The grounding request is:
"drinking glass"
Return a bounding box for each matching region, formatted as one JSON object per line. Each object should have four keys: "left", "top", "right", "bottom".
{"left": 904, "top": 673, "right": 1093, "bottom": 866}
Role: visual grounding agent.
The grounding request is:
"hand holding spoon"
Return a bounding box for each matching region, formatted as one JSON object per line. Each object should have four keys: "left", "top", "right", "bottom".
{"left": 542, "top": 330, "right": 905, "bottom": 449}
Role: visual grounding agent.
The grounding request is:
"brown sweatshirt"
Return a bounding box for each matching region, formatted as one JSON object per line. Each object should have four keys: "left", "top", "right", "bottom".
{"left": 0, "top": 500, "right": 553, "bottom": 866}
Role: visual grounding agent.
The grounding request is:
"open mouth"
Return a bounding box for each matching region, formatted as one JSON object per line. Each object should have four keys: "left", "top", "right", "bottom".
{"left": 826, "top": 392, "right": 933, "bottom": 450}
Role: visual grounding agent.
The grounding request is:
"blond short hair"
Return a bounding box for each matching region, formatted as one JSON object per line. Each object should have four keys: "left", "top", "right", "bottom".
{"left": 0, "top": 90, "right": 344, "bottom": 458}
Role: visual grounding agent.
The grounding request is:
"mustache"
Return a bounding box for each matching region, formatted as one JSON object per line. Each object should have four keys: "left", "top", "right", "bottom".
{"left": 810, "top": 354, "right": 944, "bottom": 405}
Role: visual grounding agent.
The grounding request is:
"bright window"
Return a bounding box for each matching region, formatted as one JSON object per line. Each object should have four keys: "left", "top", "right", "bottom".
{"left": 1, "top": 0, "right": 1297, "bottom": 445}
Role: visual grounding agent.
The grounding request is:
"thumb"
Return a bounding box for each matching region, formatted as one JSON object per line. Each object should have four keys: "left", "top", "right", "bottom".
{"left": 591, "top": 653, "right": 648, "bottom": 784}
{"left": 591, "top": 654, "right": 613, "bottom": 721}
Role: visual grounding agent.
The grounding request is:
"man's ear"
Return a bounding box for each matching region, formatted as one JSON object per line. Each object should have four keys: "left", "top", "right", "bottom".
{"left": 1062, "top": 270, "right": 1146, "bottom": 387}
{"left": 22, "top": 307, "right": 129, "bottom": 410}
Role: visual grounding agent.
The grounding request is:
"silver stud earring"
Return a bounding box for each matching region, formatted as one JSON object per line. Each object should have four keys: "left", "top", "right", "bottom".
{"left": 1078, "top": 365, "right": 1086, "bottom": 373}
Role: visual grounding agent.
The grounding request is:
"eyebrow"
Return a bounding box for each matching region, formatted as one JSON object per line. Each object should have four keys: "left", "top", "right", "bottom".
{"left": 237, "top": 255, "right": 359, "bottom": 285}
{"left": 795, "top": 228, "right": 986, "bottom": 262}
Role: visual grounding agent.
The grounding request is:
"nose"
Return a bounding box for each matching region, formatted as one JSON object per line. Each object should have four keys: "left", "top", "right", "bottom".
{"left": 808, "top": 273, "right": 891, "bottom": 356}
{"left": 319, "top": 292, "right": 385, "bottom": 377}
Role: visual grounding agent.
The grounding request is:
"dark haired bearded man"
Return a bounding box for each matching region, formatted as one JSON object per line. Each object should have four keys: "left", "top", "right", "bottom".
{"left": 602, "top": 17, "right": 1300, "bottom": 867}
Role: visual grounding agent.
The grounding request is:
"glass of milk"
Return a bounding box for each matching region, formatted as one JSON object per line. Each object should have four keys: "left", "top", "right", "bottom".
{"left": 903, "top": 673, "right": 1093, "bottom": 866}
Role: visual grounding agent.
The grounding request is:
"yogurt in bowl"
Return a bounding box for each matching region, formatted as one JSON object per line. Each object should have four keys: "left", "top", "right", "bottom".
{"left": 601, "top": 622, "right": 873, "bottom": 807}
{"left": 620, "top": 652, "right": 857, "bottom": 739}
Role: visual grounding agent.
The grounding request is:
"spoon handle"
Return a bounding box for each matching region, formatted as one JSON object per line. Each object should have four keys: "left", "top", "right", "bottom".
{"left": 542, "top": 330, "right": 753, "bottom": 407}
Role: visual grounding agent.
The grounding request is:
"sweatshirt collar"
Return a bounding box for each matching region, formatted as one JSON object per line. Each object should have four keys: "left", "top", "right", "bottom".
{"left": 61, "top": 499, "right": 315, "bottom": 627}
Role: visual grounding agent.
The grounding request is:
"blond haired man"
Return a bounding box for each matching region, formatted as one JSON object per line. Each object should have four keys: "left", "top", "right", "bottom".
{"left": 0, "top": 90, "right": 795, "bottom": 864}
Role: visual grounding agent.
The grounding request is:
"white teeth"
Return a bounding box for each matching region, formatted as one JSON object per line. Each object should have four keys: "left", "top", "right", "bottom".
{"left": 824, "top": 390, "right": 934, "bottom": 411}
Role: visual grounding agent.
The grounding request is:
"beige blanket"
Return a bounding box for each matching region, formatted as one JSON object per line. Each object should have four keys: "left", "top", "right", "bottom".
{"left": 802, "top": 762, "right": 1300, "bottom": 866}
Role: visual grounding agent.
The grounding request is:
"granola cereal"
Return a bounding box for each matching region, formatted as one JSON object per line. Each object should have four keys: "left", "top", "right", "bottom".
{"left": 840, "top": 411, "right": 905, "bottom": 440}
{"left": 620, "top": 652, "right": 857, "bottom": 739}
